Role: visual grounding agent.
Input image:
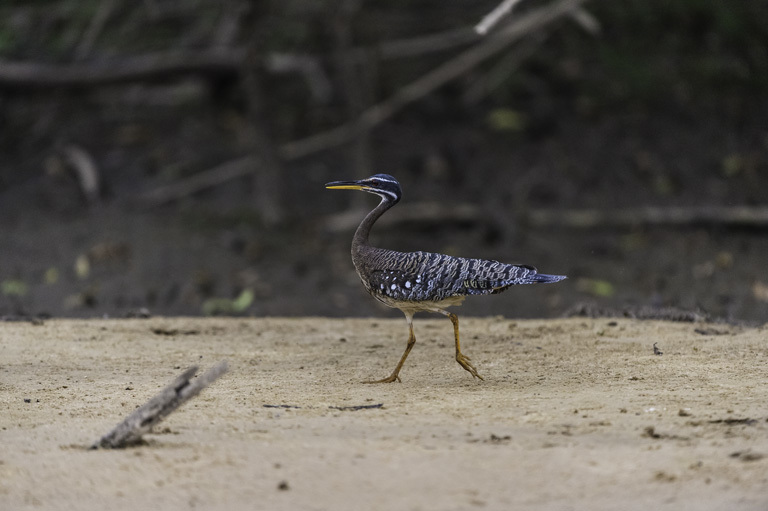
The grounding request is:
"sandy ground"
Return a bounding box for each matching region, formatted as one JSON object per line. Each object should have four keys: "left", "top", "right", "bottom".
{"left": 1, "top": 316, "right": 767, "bottom": 510}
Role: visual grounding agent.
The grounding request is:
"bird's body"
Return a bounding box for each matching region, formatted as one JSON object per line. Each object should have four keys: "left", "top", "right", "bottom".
{"left": 327, "top": 173, "right": 565, "bottom": 383}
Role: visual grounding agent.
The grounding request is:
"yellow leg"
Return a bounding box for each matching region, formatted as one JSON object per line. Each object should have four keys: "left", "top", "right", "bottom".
{"left": 437, "top": 309, "right": 484, "bottom": 380}
{"left": 363, "top": 312, "right": 416, "bottom": 384}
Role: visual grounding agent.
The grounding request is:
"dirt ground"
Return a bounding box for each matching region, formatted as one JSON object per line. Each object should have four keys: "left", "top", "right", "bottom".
{"left": 2, "top": 316, "right": 768, "bottom": 510}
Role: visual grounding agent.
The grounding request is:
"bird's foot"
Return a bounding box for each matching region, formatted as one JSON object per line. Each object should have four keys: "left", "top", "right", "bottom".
{"left": 362, "top": 373, "right": 402, "bottom": 384}
{"left": 456, "top": 353, "right": 484, "bottom": 380}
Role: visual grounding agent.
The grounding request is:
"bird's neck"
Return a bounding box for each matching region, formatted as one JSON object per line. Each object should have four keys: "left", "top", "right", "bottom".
{"left": 352, "top": 197, "right": 392, "bottom": 251}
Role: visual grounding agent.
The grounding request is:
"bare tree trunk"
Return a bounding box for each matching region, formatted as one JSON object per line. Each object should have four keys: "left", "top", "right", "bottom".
{"left": 242, "top": 43, "right": 285, "bottom": 225}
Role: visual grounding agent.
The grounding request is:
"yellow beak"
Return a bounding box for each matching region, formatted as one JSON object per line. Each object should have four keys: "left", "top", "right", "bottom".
{"left": 325, "top": 180, "right": 366, "bottom": 190}
{"left": 326, "top": 184, "right": 363, "bottom": 190}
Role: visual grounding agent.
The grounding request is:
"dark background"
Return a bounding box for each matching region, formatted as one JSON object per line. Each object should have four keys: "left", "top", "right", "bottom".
{"left": 1, "top": 0, "right": 766, "bottom": 323}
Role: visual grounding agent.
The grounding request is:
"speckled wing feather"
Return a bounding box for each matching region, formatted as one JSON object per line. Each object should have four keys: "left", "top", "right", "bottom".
{"left": 360, "top": 248, "right": 563, "bottom": 304}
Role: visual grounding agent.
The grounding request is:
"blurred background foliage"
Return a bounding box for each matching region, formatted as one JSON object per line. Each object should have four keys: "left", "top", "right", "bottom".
{"left": 0, "top": 0, "right": 766, "bottom": 321}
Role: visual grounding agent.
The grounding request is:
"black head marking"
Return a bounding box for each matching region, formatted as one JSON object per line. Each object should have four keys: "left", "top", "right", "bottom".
{"left": 326, "top": 174, "right": 401, "bottom": 202}
{"left": 360, "top": 174, "right": 402, "bottom": 203}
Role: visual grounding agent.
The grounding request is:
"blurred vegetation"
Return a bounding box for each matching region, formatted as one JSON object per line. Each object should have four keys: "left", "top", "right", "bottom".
{"left": 0, "top": 0, "right": 764, "bottom": 108}
{"left": 592, "top": 1, "right": 766, "bottom": 104}
{"left": 0, "top": 0, "right": 766, "bottom": 202}
{"left": 482, "top": 0, "right": 768, "bottom": 114}
{"left": 1, "top": 0, "right": 766, "bottom": 320}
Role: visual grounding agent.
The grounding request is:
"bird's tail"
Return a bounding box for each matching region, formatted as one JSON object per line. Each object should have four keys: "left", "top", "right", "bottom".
{"left": 531, "top": 273, "right": 567, "bottom": 284}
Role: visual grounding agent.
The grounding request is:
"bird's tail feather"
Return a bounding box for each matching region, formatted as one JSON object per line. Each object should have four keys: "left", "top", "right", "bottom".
{"left": 531, "top": 273, "right": 567, "bottom": 284}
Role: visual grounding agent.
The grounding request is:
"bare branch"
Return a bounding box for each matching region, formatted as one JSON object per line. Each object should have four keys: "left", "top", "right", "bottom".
{"left": 92, "top": 361, "right": 229, "bottom": 449}
{"left": 0, "top": 8, "right": 536, "bottom": 92}
{"left": 463, "top": 31, "right": 549, "bottom": 104}
{"left": 137, "top": 156, "right": 258, "bottom": 208}
{"left": 62, "top": 145, "right": 101, "bottom": 205}
{"left": 0, "top": 27, "right": 476, "bottom": 91}
{"left": 136, "top": 0, "right": 589, "bottom": 204}
{"left": 377, "top": 27, "right": 479, "bottom": 59}
{"left": 475, "top": 0, "right": 525, "bottom": 35}
{"left": 569, "top": 7, "right": 601, "bottom": 35}
{"left": 282, "top": 0, "right": 588, "bottom": 159}
{"left": 21, "top": 0, "right": 588, "bottom": 206}
{"left": 75, "top": 0, "right": 119, "bottom": 60}
{"left": 0, "top": 1, "right": 570, "bottom": 92}
{"left": 0, "top": 50, "right": 244, "bottom": 89}
{"left": 362, "top": 0, "right": 587, "bottom": 127}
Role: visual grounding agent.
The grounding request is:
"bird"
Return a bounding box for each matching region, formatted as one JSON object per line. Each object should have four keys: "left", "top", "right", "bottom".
{"left": 326, "top": 173, "right": 566, "bottom": 383}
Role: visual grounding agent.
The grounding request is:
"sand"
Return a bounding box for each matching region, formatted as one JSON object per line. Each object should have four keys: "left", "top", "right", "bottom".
{"left": 1, "top": 316, "right": 767, "bottom": 510}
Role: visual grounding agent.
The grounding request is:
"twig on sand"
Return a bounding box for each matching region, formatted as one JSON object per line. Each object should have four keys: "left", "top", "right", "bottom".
{"left": 329, "top": 403, "right": 383, "bottom": 411}
{"left": 92, "top": 361, "right": 228, "bottom": 449}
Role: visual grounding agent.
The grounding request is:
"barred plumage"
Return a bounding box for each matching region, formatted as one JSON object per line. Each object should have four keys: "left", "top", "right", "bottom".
{"left": 327, "top": 174, "right": 566, "bottom": 383}
{"left": 360, "top": 248, "right": 552, "bottom": 303}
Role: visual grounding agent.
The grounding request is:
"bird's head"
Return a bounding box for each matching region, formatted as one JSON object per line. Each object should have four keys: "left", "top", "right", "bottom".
{"left": 325, "top": 174, "right": 402, "bottom": 203}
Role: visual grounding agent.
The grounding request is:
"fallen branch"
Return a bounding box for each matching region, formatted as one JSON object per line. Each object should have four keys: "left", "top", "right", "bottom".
{"left": 92, "top": 361, "right": 228, "bottom": 449}
{"left": 527, "top": 206, "right": 768, "bottom": 229}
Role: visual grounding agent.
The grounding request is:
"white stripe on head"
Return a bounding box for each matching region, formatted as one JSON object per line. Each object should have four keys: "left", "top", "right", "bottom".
{"left": 371, "top": 174, "right": 398, "bottom": 184}
{"left": 373, "top": 190, "right": 398, "bottom": 202}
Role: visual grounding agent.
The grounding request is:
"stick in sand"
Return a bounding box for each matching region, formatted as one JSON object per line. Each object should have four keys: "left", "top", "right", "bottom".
{"left": 92, "top": 361, "right": 229, "bottom": 449}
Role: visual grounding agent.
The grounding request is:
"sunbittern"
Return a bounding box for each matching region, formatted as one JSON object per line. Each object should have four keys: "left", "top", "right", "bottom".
{"left": 326, "top": 174, "right": 566, "bottom": 383}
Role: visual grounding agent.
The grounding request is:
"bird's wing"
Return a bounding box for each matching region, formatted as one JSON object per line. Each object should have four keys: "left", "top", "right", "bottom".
{"left": 366, "top": 251, "right": 541, "bottom": 301}
{"left": 434, "top": 256, "right": 540, "bottom": 296}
